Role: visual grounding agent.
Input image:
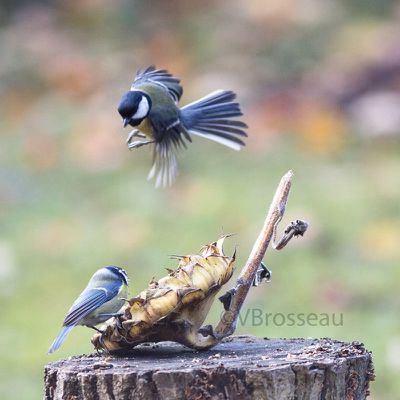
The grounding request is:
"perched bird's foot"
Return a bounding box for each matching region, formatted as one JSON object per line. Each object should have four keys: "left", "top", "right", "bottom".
{"left": 115, "top": 316, "right": 124, "bottom": 330}
{"left": 89, "top": 326, "right": 104, "bottom": 334}
{"left": 126, "top": 129, "right": 146, "bottom": 144}
{"left": 127, "top": 140, "right": 155, "bottom": 150}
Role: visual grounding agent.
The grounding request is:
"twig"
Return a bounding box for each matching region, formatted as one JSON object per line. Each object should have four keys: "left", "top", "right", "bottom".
{"left": 214, "top": 170, "right": 307, "bottom": 338}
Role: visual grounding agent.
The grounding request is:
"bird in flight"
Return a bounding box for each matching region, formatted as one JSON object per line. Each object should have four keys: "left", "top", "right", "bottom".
{"left": 118, "top": 66, "right": 248, "bottom": 187}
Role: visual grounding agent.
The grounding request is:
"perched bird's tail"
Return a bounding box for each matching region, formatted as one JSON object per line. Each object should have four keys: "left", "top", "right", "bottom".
{"left": 180, "top": 90, "right": 247, "bottom": 150}
{"left": 48, "top": 325, "right": 74, "bottom": 354}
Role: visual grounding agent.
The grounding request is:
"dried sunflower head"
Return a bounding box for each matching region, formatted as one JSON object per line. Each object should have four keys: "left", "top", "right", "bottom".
{"left": 92, "top": 237, "right": 235, "bottom": 352}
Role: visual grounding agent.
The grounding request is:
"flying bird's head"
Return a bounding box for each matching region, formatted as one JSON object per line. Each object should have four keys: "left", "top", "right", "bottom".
{"left": 118, "top": 90, "right": 151, "bottom": 128}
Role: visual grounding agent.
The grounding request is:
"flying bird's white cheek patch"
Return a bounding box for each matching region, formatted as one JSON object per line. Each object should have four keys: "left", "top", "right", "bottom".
{"left": 132, "top": 96, "right": 150, "bottom": 119}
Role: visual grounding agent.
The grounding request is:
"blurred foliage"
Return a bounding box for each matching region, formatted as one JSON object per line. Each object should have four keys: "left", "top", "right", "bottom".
{"left": 1, "top": 1, "right": 400, "bottom": 399}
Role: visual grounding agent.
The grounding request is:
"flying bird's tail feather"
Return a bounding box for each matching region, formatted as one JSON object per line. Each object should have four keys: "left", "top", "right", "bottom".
{"left": 180, "top": 90, "right": 247, "bottom": 151}
{"left": 48, "top": 325, "right": 74, "bottom": 354}
{"left": 148, "top": 142, "right": 178, "bottom": 188}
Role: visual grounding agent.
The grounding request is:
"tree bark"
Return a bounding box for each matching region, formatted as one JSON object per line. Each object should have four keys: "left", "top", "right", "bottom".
{"left": 44, "top": 335, "right": 374, "bottom": 400}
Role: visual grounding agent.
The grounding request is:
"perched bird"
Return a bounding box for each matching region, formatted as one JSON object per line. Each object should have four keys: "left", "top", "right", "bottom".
{"left": 118, "top": 66, "right": 248, "bottom": 187}
{"left": 48, "top": 266, "right": 129, "bottom": 354}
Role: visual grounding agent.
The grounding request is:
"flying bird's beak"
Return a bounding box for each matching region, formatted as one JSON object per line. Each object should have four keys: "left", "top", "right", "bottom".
{"left": 123, "top": 118, "right": 130, "bottom": 128}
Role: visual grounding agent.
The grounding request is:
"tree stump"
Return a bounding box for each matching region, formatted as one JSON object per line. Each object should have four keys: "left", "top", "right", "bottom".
{"left": 44, "top": 335, "right": 374, "bottom": 400}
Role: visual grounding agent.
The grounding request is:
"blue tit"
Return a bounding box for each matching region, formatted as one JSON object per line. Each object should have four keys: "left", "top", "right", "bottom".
{"left": 48, "top": 266, "right": 129, "bottom": 354}
{"left": 118, "top": 66, "right": 248, "bottom": 187}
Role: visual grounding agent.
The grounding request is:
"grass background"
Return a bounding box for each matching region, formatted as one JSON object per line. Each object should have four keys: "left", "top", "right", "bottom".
{"left": 1, "top": 1, "right": 400, "bottom": 398}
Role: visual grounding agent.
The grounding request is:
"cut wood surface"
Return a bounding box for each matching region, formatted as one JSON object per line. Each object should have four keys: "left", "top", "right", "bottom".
{"left": 44, "top": 335, "right": 374, "bottom": 400}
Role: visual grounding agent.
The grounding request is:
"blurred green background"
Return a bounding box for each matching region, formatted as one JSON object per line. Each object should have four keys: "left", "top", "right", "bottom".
{"left": 1, "top": 1, "right": 400, "bottom": 398}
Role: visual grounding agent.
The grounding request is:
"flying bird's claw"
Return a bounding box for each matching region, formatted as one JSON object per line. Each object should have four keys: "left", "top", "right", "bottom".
{"left": 126, "top": 130, "right": 146, "bottom": 144}
{"left": 127, "top": 140, "right": 155, "bottom": 150}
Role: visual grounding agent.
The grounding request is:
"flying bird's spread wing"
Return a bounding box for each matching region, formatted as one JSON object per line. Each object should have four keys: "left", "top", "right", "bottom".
{"left": 63, "top": 284, "right": 119, "bottom": 326}
{"left": 132, "top": 66, "right": 183, "bottom": 102}
{"left": 147, "top": 113, "right": 193, "bottom": 188}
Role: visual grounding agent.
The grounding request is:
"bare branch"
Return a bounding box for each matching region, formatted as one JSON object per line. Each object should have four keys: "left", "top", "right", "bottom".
{"left": 214, "top": 170, "right": 308, "bottom": 338}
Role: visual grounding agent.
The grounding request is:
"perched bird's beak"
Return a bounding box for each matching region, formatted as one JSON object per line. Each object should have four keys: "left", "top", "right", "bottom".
{"left": 123, "top": 118, "right": 130, "bottom": 128}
